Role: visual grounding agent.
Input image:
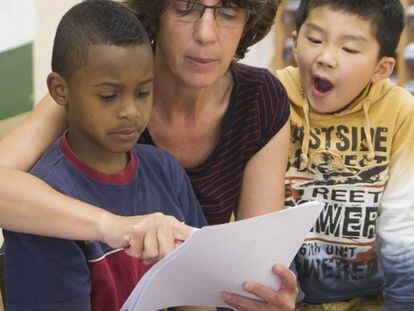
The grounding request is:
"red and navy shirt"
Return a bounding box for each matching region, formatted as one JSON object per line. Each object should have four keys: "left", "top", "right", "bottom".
{"left": 139, "top": 62, "right": 290, "bottom": 224}
{"left": 4, "top": 136, "right": 206, "bottom": 311}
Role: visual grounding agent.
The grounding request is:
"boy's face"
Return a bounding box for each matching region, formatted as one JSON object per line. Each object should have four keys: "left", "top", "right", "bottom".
{"left": 293, "top": 6, "right": 393, "bottom": 114}
{"left": 65, "top": 44, "right": 153, "bottom": 159}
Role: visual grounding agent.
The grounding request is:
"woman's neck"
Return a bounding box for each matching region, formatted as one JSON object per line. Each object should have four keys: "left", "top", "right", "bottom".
{"left": 153, "top": 51, "right": 233, "bottom": 121}
{"left": 153, "top": 67, "right": 233, "bottom": 123}
{"left": 147, "top": 56, "right": 234, "bottom": 168}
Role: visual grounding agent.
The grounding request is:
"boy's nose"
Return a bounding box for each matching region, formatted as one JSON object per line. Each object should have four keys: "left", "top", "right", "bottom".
{"left": 316, "top": 47, "right": 337, "bottom": 69}
{"left": 193, "top": 10, "right": 218, "bottom": 45}
{"left": 119, "top": 101, "right": 140, "bottom": 120}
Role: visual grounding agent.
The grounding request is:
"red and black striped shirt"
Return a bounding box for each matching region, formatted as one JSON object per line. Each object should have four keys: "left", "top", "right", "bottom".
{"left": 139, "top": 62, "right": 290, "bottom": 225}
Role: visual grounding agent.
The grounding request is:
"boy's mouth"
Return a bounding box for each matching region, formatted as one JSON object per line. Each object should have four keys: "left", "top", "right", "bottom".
{"left": 313, "top": 77, "right": 334, "bottom": 94}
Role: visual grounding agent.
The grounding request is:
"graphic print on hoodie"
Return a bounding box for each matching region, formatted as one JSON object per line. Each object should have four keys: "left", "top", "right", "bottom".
{"left": 277, "top": 67, "right": 414, "bottom": 307}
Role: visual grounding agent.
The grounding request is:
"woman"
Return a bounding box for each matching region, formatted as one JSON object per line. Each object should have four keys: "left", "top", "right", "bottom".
{"left": 0, "top": 0, "right": 296, "bottom": 309}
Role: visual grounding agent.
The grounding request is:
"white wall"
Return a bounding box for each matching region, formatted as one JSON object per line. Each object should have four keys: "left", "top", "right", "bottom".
{"left": 33, "top": 0, "right": 82, "bottom": 103}
{"left": 241, "top": 28, "right": 276, "bottom": 70}
{"left": 0, "top": 0, "right": 35, "bottom": 53}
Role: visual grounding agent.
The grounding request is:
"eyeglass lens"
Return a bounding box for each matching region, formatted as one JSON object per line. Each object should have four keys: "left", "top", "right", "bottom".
{"left": 171, "top": 0, "right": 249, "bottom": 27}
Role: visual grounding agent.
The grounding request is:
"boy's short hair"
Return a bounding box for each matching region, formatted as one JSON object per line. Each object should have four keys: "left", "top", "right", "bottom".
{"left": 52, "top": 0, "right": 150, "bottom": 80}
{"left": 295, "top": 0, "right": 405, "bottom": 58}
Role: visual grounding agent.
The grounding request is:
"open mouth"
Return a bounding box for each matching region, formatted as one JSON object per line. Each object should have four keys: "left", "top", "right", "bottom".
{"left": 314, "top": 77, "right": 334, "bottom": 93}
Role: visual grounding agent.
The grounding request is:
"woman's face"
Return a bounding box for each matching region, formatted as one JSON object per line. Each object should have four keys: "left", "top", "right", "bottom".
{"left": 154, "top": 0, "right": 246, "bottom": 88}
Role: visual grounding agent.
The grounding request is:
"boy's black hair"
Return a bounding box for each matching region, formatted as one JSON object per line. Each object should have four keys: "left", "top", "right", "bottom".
{"left": 52, "top": 0, "right": 150, "bottom": 79}
{"left": 295, "top": 0, "right": 405, "bottom": 58}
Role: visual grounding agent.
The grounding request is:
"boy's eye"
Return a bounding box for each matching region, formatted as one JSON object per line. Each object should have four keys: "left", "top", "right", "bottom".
{"left": 343, "top": 47, "right": 359, "bottom": 54}
{"left": 307, "top": 36, "right": 322, "bottom": 44}
{"left": 99, "top": 94, "right": 117, "bottom": 101}
{"left": 135, "top": 90, "right": 151, "bottom": 98}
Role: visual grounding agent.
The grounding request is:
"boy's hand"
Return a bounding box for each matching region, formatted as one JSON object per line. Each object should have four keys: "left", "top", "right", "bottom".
{"left": 222, "top": 264, "right": 298, "bottom": 311}
{"left": 98, "top": 212, "right": 192, "bottom": 263}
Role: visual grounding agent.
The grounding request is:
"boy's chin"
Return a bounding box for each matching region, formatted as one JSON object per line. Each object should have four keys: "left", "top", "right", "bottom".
{"left": 113, "top": 144, "right": 137, "bottom": 153}
{"left": 106, "top": 142, "right": 137, "bottom": 154}
{"left": 308, "top": 102, "right": 349, "bottom": 114}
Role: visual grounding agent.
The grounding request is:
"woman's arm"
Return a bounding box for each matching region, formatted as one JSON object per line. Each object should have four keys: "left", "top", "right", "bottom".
{"left": 236, "top": 121, "right": 290, "bottom": 220}
{"left": 0, "top": 94, "right": 67, "bottom": 170}
{"left": 0, "top": 95, "right": 191, "bottom": 260}
{"left": 231, "top": 122, "right": 298, "bottom": 310}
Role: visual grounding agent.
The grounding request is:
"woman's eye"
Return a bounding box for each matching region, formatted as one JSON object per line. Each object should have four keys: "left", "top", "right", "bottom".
{"left": 99, "top": 94, "right": 116, "bottom": 101}
{"left": 174, "top": 7, "right": 189, "bottom": 15}
{"left": 217, "top": 8, "right": 238, "bottom": 20}
{"left": 136, "top": 90, "right": 151, "bottom": 98}
{"left": 307, "top": 36, "right": 321, "bottom": 44}
{"left": 173, "top": 2, "right": 195, "bottom": 16}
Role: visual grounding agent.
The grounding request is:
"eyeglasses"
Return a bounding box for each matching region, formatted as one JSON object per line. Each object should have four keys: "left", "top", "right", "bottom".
{"left": 170, "top": 0, "right": 250, "bottom": 27}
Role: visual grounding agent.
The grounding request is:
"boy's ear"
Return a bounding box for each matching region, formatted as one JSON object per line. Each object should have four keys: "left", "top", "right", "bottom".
{"left": 47, "top": 72, "right": 69, "bottom": 107}
{"left": 291, "top": 31, "right": 299, "bottom": 64}
{"left": 371, "top": 57, "right": 395, "bottom": 83}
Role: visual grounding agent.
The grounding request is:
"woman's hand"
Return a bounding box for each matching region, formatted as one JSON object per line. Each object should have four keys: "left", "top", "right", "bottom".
{"left": 222, "top": 264, "right": 298, "bottom": 311}
{"left": 98, "top": 212, "right": 192, "bottom": 263}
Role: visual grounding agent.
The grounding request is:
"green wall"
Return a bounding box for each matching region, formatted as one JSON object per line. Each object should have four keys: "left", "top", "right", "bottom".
{"left": 0, "top": 43, "right": 33, "bottom": 120}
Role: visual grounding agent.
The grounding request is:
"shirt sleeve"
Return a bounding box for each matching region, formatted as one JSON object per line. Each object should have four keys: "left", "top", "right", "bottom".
{"left": 378, "top": 95, "right": 414, "bottom": 310}
{"left": 258, "top": 70, "right": 290, "bottom": 147}
{"left": 4, "top": 232, "right": 91, "bottom": 311}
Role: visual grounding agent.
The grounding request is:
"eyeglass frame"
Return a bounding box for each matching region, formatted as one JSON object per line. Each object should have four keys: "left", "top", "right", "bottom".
{"left": 170, "top": 0, "right": 251, "bottom": 27}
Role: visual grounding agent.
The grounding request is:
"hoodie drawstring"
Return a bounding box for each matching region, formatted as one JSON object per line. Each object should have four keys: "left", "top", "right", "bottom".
{"left": 363, "top": 99, "right": 376, "bottom": 161}
{"left": 300, "top": 96, "right": 311, "bottom": 171}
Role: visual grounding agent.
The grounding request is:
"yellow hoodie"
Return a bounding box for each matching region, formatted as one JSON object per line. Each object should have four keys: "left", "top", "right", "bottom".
{"left": 276, "top": 67, "right": 414, "bottom": 308}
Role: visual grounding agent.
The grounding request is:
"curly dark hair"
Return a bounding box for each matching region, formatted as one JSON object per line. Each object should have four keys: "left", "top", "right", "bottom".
{"left": 124, "top": 0, "right": 281, "bottom": 59}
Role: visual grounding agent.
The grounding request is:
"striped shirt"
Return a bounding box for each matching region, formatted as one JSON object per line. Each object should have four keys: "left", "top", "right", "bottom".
{"left": 139, "top": 62, "right": 290, "bottom": 225}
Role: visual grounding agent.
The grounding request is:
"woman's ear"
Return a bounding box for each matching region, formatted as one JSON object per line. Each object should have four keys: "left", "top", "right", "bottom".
{"left": 291, "top": 30, "right": 299, "bottom": 65}
{"left": 371, "top": 57, "right": 396, "bottom": 83}
{"left": 47, "top": 72, "right": 69, "bottom": 107}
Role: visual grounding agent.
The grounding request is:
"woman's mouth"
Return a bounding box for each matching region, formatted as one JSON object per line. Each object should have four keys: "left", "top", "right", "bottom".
{"left": 186, "top": 56, "right": 217, "bottom": 68}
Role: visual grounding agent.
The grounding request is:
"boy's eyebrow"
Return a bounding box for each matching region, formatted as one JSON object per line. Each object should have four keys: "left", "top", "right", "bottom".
{"left": 303, "top": 22, "right": 324, "bottom": 33}
{"left": 94, "top": 82, "right": 121, "bottom": 88}
{"left": 137, "top": 78, "right": 154, "bottom": 86}
{"left": 341, "top": 34, "right": 368, "bottom": 43}
{"left": 304, "top": 22, "right": 367, "bottom": 42}
{"left": 93, "top": 78, "right": 154, "bottom": 88}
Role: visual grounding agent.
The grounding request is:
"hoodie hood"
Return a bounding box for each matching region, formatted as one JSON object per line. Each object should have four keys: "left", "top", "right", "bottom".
{"left": 276, "top": 66, "right": 396, "bottom": 170}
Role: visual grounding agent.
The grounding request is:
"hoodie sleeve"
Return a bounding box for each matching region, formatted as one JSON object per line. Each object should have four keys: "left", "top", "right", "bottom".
{"left": 378, "top": 91, "right": 414, "bottom": 310}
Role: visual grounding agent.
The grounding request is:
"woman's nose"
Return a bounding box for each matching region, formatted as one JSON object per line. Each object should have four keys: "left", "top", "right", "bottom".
{"left": 193, "top": 9, "right": 218, "bottom": 45}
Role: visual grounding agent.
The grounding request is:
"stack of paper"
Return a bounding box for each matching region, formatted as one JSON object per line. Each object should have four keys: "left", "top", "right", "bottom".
{"left": 121, "top": 201, "right": 324, "bottom": 311}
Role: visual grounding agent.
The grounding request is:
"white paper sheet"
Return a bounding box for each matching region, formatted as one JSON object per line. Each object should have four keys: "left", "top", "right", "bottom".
{"left": 121, "top": 201, "right": 324, "bottom": 311}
